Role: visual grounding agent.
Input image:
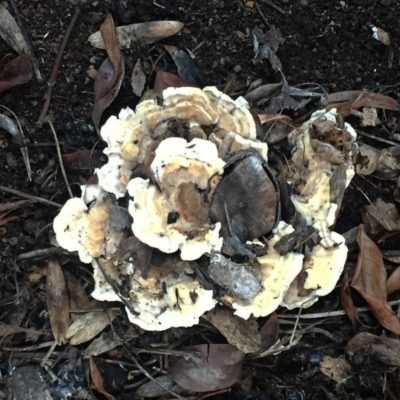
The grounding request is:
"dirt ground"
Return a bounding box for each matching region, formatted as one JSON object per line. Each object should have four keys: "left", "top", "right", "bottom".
{"left": 1, "top": 0, "right": 400, "bottom": 399}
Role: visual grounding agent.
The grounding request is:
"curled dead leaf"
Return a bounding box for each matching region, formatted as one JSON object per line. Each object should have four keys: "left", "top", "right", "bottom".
{"left": 0, "top": 52, "right": 33, "bottom": 94}
{"left": 346, "top": 332, "right": 400, "bottom": 367}
{"left": 46, "top": 258, "right": 69, "bottom": 344}
{"left": 351, "top": 225, "right": 400, "bottom": 335}
{"left": 386, "top": 266, "right": 400, "bottom": 295}
{"left": 62, "top": 150, "right": 106, "bottom": 170}
{"left": 203, "top": 307, "right": 261, "bottom": 354}
{"left": 340, "top": 273, "right": 358, "bottom": 328}
{"left": 92, "top": 13, "right": 125, "bottom": 130}
{"left": 169, "top": 344, "right": 245, "bottom": 392}
{"left": 153, "top": 70, "right": 197, "bottom": 99}
{"left": 89, "top": 357, "right": 115, "bottom": 400}
{"left": 319, "top": 356, "right": 351, "bottom": 384}
{"left": 89, "top": 21, "right": 184, "bottom": 49}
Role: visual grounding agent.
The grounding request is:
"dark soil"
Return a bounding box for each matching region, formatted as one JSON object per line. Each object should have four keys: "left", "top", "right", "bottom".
{"left": 1, "top": 0, "right": 400, "bottom": 399}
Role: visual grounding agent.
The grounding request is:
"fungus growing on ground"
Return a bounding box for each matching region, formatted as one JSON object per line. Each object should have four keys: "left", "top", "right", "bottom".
{"left": 53, "top": 88, "right": 357, "bottom": 330}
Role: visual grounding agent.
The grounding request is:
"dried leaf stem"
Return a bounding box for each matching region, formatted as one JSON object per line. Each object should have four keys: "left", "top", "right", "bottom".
{"left": 37, "top": 7, "right": 80, "bottom": 125}
{"left": 0, "top": 185, "right": 62, "bottom": 208}
{"left": 47, "top": 118, "right": 73, "bottom": 198}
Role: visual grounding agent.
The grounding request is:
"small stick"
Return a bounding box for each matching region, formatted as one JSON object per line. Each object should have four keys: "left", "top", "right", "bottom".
{"left": 0, "top": 185, "right": 62, "bottom": 208}
{"left": 278, "top": 299, "right": 400, "bottom": 319}
{"left": 255, "top": 2, "right": 271, "bottom": 28}
{"left": 37, "top": 8, "right": 80, "bottom": 125}
{"left": 8, "top": 0, "right": 42, "bottom": 82}
{"left": 259, "top": 0, "right": 286, "bottom": 14}
{"left": 17, "top": 248, "right": 71, "bottom": 261}
{"left": 46, "top": 118, "right": 73, "bottom": 198}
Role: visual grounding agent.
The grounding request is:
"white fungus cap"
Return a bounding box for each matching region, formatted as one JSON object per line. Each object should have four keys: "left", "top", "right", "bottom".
{"left": 225, "top": 221, "right": 304, "bottom": 319}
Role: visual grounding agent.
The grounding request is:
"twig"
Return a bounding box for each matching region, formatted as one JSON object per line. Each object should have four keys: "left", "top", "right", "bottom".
{"left": 278, "top": 299, "right": 400, "bottom": 319}
{"left": 17, "top": 248, "right": 73, "bottom": 261}
{"left": 255, "top": 2, "right": 271, "bottom": 28}
{"left": 46, "top": 118, "right": 73, "bottom": 198}
{"left": 37, "top": 8, "right": 80, "bottom": 125}
{"left": 8, "top": 0, "right": 42, "bottom": 82}
{"left": 40, "top": 341, "right": 57, "bottom": 368}
{"left": 356, "top": 129, "right": 397, "bottom": 146}
{"left": 0, "top": 104, "right": 31, "bottom": 181}
{"left": 259, "top": 0, "right": 286, "bottom": 14}
{"left": 0, "top": 185, "right": 62, "bottom": 208}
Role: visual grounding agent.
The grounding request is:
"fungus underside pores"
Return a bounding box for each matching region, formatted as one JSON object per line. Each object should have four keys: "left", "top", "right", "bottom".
{"left": 53, "top": 87, "right": 356, "bottom": 330}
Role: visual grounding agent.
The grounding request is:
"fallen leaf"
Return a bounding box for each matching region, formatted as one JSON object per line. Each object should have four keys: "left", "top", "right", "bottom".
{"left": 340, "top": 273, "right": 358, "bottom": 327}
{"left": 164, "top": 45, "right": 202, "bottom": 86}
{"left": 88, "top": 21, "right": 184, "bottom": 49}
{"left": 66, "top": 310, "right": 116, "bottom": 345}
{"left": 203, "top": 307, "right": 261, "bottom": 353}
{"left": 253, "top": 26, "right": 283, "bottom": 71}
{"left": 0, "top": 215, "right": 19, "bottom": 226}
{"left": 258, "top": 312, "right": 279, "bottom": 353}
{"left": 92, "top": 13, "right": 125, "bottom": 130}
{"left": 153, "top": 70, "right": 197, "bottom": 99}
{"left": 257, "top": 113, "right": 293, "bottom": 125}
{"left": 351, "top": 224, "right": 400, "bottom": 335}
{"left": 131, "top": 59, "right": 146, "bottom": 96}
{"left": 372, "top": 26, "right": 390, "bottom": 46}
{"left": 210, "top": 151, "right": 278, "bottom": 245}
{"left": 136, "top": 375, "right": 178, "bottom": 398}
{"left": 386, "top": 266, "right": 400, "bottom": 295}
{"left": 264, "top": 83, "right": 325, "bottom": 113}
{"left": 62, "top": 150, "right": 106, "bottom": 170}
{"left": 0, "top": 4, "right": 30, "bottom": 54}
{"left": 364, "top": 198, "right": 400, "bottom": 233}
{"left": 89, "top": 357, "right": 115, "bottom": 400}
{"left": 319, "top": 356, "right": 351, "bottom": 384}
{"left": 354, "top": 143, "right": 378, "bottom": 176}
{"left": 0, "top": 324, "right": 42, "bottom": 338}
{"left": 382, "top": 250, "right": 400, "bottom": 264}
{"left": 245, "top": 82, "right": 283, "bottom": 105}
{"left": 46, "top": 258, "right": 69, "bottom": 344}
{"left": 84, "top": 331, "right": 124, "bottom": 358}
{"left": 346, "top": 332, "right": 400, "bottom": 367}
{"left": 327, "top": 91, "right": 397, "bottom": 116}
{"left": 169, "top": 344, "right": 245, "bottom": 392}
{"left": 0, "top": 52, "right": 33, "bottom": 94}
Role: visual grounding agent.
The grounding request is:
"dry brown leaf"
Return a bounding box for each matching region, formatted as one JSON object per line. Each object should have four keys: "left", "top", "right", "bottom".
{"left": 203, "top": 307, "right": 261, "bottom": 354}
{"left": 257, "top": 113, "right": 293, "bottom": 125}
{"left": 355, "top": 144, "right": 378, "bottom": 175}
{"left": 89, "top": 357, "right": 115, "bottom": 400}
{"left": 259, "top": 312, "right": 279, "bottom": 352}
{"left": 0, "top": 215, "right": 19, "bottom": 226}
{"left": 0, "top": 324, "right": 42, "bottom": 338}
{"left": 84, "top": 331, "right": 124, "bottom": 358}
{"left": 92, "top": 13, "right": 125, "bottom": 131}
{"left": 386, "top": 266, "right": 400, "bottom": 295}
{"left": 340, "top": 273, "right": 358, "bottom": 327}
{"left": 62, "top": 150, "right": 105, "bottom": 170}
{"left": 169, "top": 344, "right": 245, "bottom": 392}
{"left": 346, "top": 332, "right": 400, "bottom": 367}
{"left": 364, "top": 198, "right": 400, "bottom": 232}
{"left": 327, "top": 91, "right": 397, "bottom": 116}
{"left": 131, "top": 59, "right": 146, "bottom": 97}
{"left": 88, "top": 21, "right": 184, "bottom": 49}
{"left": 153, "top": 70, "right": 196, "bottom": 99}
{"left": 66, "top": 310, "right": 116, "bottom": 345}
{"left": 46, "top": 258, "right": 69, "bottom": 344}
{"left": 0, "top": 52, "right": 33, "bottom": 94}
{"left": 351, "top": 225, "right": 400, "bottom": 335}
{"left": 319, "top": 356, "right": 351, "bottom": 384}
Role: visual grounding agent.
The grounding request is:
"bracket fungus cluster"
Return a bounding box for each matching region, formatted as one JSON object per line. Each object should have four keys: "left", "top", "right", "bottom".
{"left": 53, "top": 86, "right": 357, "bottom": 331}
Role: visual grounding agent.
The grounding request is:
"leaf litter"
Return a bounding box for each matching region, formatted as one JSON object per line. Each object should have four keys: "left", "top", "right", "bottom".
{"left": 4, "top": 2, "right": 400, "bottom": 398}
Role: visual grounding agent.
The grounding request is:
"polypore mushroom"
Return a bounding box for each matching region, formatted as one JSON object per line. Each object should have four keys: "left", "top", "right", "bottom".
{"left": 281, "top": 108, "right": 356, "bottom": 308}
{"left": 91, "top": 257, "right": 216, "bottom": 331}
{"left": 127, "top": 137, "right": 225, "bottom": 261}
{"left": 53, "top": 185, "right": 125, "bottom": 263}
